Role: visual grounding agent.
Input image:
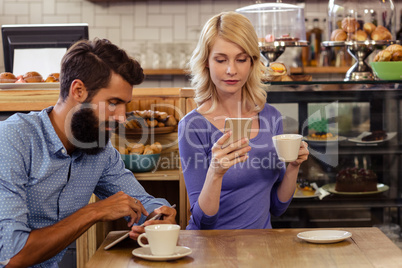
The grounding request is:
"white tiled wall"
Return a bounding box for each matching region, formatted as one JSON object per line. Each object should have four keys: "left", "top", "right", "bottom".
{"left": 0, "top": 0, "right": 401, "bottom": 87}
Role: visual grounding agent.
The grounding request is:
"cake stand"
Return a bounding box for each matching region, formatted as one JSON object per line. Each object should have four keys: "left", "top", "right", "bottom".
{"left": 259, "top": 40, "right": 308, "bottom": 66}
{"left": 322, "top": 40, "right": 399, "bottom": 81}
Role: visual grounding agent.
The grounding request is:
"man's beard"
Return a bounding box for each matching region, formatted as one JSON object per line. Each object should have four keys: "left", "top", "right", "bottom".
{"left": 70, "top": 107, "right": 118, "bottom": 155}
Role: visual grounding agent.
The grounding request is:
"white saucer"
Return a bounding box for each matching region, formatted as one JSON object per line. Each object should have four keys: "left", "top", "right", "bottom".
{"left": 297, "top": 230, "right": 352, "bottom": 244}
{"left": 132, "top": 246, "right": 192, "bottom": 261}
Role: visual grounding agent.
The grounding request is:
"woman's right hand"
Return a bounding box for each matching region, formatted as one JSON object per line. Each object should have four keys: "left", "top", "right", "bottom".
{"left": 210, "top": 131, "right": 251, "bottom": 175}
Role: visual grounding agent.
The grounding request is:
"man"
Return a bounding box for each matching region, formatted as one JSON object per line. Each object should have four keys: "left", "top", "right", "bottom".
{"left": 0, "top": 38, "right": 176, "bottom": 267}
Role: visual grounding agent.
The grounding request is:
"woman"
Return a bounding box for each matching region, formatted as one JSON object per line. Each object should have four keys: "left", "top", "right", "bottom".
{"left": 178, "top": 11, "right": 309, "bottom": 230}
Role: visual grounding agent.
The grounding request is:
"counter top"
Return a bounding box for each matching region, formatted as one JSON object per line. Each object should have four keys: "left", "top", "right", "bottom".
{"left": 86, "top": 227, "right": 402, "bottom": 267}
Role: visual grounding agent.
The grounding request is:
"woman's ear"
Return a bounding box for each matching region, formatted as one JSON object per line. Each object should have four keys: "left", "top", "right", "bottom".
{"left": 70, "top": 79, "right": 88, "bottom": 102}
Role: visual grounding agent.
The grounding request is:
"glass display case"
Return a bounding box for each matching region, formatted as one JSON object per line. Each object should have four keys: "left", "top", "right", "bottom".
{"left": 266, "top": 80, "right": 402, "bottom": 245}
{"left": 323, "top": 0, "right": 397, "bottom": 81}
{"left": 236, "top": 1, "right": 307, "bottom": 65}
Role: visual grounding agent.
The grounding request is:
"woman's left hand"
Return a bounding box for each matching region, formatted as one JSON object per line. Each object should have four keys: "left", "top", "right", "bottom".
{"left": 289, "top": 141, "right": 309, "bottom": 167}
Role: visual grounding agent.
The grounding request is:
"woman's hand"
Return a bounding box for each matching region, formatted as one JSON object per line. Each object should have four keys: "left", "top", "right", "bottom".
{"left": 210, "top": 131, "right": 251, "bottom": 175}
{"left": 289, "top": 141, "right": 309, "bottom": 167}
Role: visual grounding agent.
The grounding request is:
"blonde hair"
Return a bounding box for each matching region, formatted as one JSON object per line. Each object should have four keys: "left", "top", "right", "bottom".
{"left": 189, "top": 11, "right": 267, "bottom": 113}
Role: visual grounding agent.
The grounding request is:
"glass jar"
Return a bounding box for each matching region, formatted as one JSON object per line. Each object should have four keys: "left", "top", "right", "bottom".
{"left": 327, "top": 0, "right": 395, "bottom": 42}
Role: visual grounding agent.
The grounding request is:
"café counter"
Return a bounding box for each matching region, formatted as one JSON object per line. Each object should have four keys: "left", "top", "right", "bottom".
{"left": 86, "top": 227, "right": 402, "bottom": 267}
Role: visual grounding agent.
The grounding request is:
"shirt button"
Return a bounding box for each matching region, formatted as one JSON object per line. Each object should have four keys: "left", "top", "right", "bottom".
{"left": 61, "top": 149, "right": 66, "bottom": 154}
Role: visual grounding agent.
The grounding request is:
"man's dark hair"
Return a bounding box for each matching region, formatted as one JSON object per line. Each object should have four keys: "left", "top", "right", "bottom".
{"left": 59, "top": 38, "right": 144, "bottom": 102}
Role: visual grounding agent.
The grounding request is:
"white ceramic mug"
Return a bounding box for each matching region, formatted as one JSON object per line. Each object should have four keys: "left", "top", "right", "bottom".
{"left": 137, "top": 224, "right": 180, "bottom": 256}
{"left": 272, "top": 134, "right": 302, "bottom": 162}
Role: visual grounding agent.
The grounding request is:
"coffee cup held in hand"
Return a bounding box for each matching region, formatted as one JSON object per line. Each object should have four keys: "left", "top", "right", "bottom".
{"left": 137, "top": 224, "right": 180, "bottom": 256}
{"left": 272, "top": 134, "right": 302, "bottom": 162}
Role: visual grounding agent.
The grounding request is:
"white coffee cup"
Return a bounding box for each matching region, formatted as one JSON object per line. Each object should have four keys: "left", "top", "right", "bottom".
{"left": 137, "top": 224, "right": 180, "bottom": 256}
{"left": 272, "top": 134, "right": 302, "bottom": 162}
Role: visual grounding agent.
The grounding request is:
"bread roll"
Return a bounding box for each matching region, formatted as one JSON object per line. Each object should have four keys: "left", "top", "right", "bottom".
{"left": 146, "top": 119, "right": 158, "bottom": 128}
{"left": 23, "top": 71, "right": 43, "bottom": 83}
{"left": 0, "top": 72, "right": 17, "bottom": 83}
{"left": 363, "top": 22, "right": 376, "bottom": 35}
{"left": 165, "top": 115, "right": 177, "bottom": 126}
{"left": 150, "top": 142, "right": 162, "bottom": 154}
{"left": 341, "top": 17, "right": 359, "bottom": 33}
{"left": 143, "top": 145, "right": 154, "bottom": 155}
{"left": 128, "top": 143, "right": 144, "bottom": 154}
{"left": 371, "top": 26, "right": 392, "bottom": 41}
{"left": 330, "top": 29, "right": 347, "bottom": 41}
{"left": 373, "top": 50, "right": 392, "bottom": 62}
{"left": 352, "top": 30, "right": 367, "bottom": 41}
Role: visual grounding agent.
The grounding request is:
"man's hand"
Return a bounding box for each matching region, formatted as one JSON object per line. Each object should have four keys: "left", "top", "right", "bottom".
{"left": 129, "top": 205, "right": 177, "bottom": 240}
{"left": 89, "top": 191, "right": 149, "bottom": 227}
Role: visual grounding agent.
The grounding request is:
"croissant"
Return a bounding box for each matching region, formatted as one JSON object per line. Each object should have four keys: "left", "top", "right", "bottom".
{"left": 373, "top": 50, "right": 392, "bottom": 62}
{"left": 391, "top": 50, "right": 402, "bottom": 61}
{"left": 385, "top": 44, "right": 402, "bottom": 54}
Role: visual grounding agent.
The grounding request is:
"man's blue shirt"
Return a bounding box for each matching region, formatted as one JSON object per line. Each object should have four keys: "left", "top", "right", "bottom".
{"left": 0, "top": 107, "right": 169, "bottom": 267}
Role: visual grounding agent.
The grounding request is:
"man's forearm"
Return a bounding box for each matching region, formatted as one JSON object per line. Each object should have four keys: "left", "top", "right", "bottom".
{"left": 6, "top": 204, "right": 99, "bottom": 268}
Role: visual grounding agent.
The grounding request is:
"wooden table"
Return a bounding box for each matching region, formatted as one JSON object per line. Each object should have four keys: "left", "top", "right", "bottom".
{"left": 86, "top": 227, "right": 402, "bottom": 267}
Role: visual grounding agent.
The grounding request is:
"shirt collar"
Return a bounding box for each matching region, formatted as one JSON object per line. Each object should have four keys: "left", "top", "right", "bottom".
{"left": 39, "top": 106, "right": 69, "bottom": 156}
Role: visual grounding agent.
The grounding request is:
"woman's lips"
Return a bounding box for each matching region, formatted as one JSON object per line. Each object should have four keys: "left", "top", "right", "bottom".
{"left": 223, "top": 80, "right": 239, "bottom": 85}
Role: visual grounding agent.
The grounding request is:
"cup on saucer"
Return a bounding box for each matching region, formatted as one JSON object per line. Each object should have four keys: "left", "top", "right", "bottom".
{"left": 137, "top": 224, "right": 180, "bottom": 256}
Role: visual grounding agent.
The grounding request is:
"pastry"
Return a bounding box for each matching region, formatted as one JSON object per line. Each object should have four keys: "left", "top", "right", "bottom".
{"left": 352, "top": 30, "right": 368, "bottom": 41}
{"left": 385, "top": 44, "right": 402, "bottom": 54}
{"left": 363, "top": 22, "right": 376, "bottom": 35}
{"left": 371, "top": 26, "right": 392, "bottom": 41}
{"left": 308, "top": 132, "right": 338, "bottom": 141}
{"left": 362, "top": 130, "right": 387, "bottom": 141}
{"left": 341, "top": 17, "right": 359, "bottom": 33}
{"left": 330, "top": 29, "right": 347, "bottom": 41}
{"left": 143, "top": 145, "right": 155, "bottom": 155}
{"left": 150, "top": 142, "right": 162, "bottom": 154}
{"left": 335, "top": 167, "right": 377, "bottom": 192}
{"left": 266, "top": 62, "right": 288, "bottom": 76}
{"left": 385, "top": 44, "right": 402, "bottom": 61}
{"left": 23, "top": 71, "right": 43, "bottom": 83}
{"left": 165, "top": 115, "right": 177, "bottom": 126}
{"left": 391, "top": 50, "right": 402, "bottom": 61}
{"left": 45, "top": 73, "right": 60, "bottom": 82}
{"left": 0, "top": 72, "right": 17, "bottom": 83}
{"left": 373, "top": 50, "right": 392, "bottom": 62}
{"left": 296, "top": 181, "right": 316, "bottom": 196}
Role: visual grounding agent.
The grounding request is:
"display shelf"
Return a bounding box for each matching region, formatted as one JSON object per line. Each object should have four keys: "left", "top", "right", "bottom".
{"left": 141, "top": 67, "right": 352, "bottom": 76}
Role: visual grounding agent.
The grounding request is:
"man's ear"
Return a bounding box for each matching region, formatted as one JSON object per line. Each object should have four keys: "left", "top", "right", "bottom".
{"left": 70, "top": 79, "right": 88, "bottom": 102}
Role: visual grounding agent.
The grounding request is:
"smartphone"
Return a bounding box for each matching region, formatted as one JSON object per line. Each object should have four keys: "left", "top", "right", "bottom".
{"left": 221, "top": 118, "right": 252, "bottom": 149}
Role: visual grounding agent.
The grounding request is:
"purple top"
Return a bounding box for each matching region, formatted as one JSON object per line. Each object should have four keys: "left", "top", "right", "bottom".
{"left": 178, "top": 103, "right": 291, "bottom": 230}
